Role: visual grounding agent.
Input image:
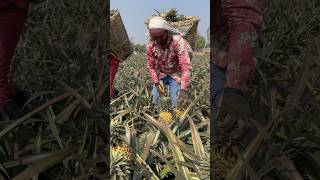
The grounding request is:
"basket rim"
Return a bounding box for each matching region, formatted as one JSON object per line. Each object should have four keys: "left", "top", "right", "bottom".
{"left": 145, "top": 16, "right": 200, "bottom": 26}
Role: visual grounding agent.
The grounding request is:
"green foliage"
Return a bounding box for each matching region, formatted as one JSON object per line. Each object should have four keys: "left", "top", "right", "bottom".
{"left": 1, "top": 1, "right": 109, "bottom": 179}
{"left": 111, "top": 54, "right": 210, "bottom": 179}
{"left": 131, "top": 42, "right": 146, "bottom": 54}
{"left": 195, "top": 34, "right": 206, "bottom": 50}
{"left": 215, "top": 0, "right": 320, "bottom": 179}
{"left": 153, "top": 8, "right": 187, "bottom": 22}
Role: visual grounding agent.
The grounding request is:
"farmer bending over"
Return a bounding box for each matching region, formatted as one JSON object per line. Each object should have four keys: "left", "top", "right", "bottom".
{"left": 211, "top": 0, "right": 263, "bottom": 119}
{"left": 146, "top": 16, "right": 192, "bottom": 109}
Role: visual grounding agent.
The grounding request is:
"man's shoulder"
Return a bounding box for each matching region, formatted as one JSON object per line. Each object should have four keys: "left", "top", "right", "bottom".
{"left": 172, "top": 34, "right": 184, "bottom": 42}
{"left": 146, "top": 40, "right": 155, "bottom": 48}
{"left": 171, "top": 34, "right": 193, "bottom": 52}
{"left": 171, "top": 35, "right": 189, "bottom": 46}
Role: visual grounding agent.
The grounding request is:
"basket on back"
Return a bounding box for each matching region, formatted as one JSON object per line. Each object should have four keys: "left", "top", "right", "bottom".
{"left": 146, "top": 12, "right": 200, "bottom": 50}
{"left": 110, "top": 9, "right": 133, "bottom": 62}
{"left": 170, "top": 16, "right": 200, "bottom": 50}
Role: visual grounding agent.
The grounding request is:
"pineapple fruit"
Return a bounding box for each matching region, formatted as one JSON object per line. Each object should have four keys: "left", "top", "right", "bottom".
{"left": 211, "top": 148, "right": 237, "bottom": 180}
{"left": 159, "top": 111, "right": 173, "bottom": 124}
{"left": 112, "top": 143, "right": 130, "bottom": 160}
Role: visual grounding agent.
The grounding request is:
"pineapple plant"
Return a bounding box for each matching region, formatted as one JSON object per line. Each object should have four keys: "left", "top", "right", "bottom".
{"left": 158, "top": 85, "right": 173, "bottom": 125}
{"left": 111, "top": 54, "right": 210, "bottom": 179}
{"left": 112, "top": 143, "right": 130, "bottom": 160}
{"left": 157, "top": 85, "right": 187, "bottom": 124}
{"left": 158, "top": 95, "right": 173, "bottom": 124}
{"left": 211, "top": 147, "right": 237, "bottom": 180}
{"left": 111, "top": 143, "right": 131, "bottom": 179}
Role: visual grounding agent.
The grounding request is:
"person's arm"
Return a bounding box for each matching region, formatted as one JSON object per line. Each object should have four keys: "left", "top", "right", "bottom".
{"left": 176, "top": 38, "right": 192, "bottom": 90}
{"left": 146, "top": 43, "right": 159, "bottom": 84}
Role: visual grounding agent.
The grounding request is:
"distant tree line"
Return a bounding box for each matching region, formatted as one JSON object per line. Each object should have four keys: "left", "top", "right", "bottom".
{"left": 195, "top": 33, "right": 209, "bottom": 50}
{"left": 131, "top": 42, "right": 146, "bottom": 54}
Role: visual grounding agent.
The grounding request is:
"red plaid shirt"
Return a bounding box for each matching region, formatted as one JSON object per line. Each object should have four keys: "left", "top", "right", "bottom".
{"left": 146, "top": 34, "right": 192, "bottom": 90}
{"left": 211, "top": 0, "right": 263, "bottom": 90}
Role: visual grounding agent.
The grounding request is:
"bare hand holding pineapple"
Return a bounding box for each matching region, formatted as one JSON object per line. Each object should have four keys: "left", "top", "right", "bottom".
{"left": 155, "top": 81, "right": 165, "bottom": 97}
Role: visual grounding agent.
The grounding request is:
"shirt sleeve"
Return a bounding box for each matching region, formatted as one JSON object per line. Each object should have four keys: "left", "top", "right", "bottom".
{"left": 176, "top": 38, "right": 192, "bottom": 90}
{"left": 146, "top": 43, "right": 159, "bottom": 84}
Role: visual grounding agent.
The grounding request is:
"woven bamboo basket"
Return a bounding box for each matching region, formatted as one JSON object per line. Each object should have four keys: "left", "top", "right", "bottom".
{"left": 110, "top": 9, "right": 133, "bottom": 62}
{"left": 170, "top": 16, "right": 200, "bottom": 50}
{"left": 146, "top": 16, "right": 200, "bottom": 50}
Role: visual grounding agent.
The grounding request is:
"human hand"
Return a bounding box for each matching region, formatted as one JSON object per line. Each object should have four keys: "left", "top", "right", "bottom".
{"left": 155, "top": 82, "right": 165, "bottom": 97}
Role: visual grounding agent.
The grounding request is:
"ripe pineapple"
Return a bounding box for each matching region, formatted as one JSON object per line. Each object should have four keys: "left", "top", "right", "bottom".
{"left": 156, "top": 82, "right": 187, "bottom": 124}
{"left": 159, "top": 111, "right": 173, "bottom": 124}
{"left": 174, "top": 107, "right": 185, "bottom": 119}
{"left": 112, "top": 143, "right": 130, "bottom": 160}
{"left": 158, "top": 96, "right": 173, "bottom": 124}
{"left": 211, "top": 148, "right": 237, "bottom": 180}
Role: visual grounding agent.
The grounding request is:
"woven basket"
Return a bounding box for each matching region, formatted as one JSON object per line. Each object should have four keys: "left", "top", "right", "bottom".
{"left": 110, "top": 9, "right": 133, "bottom": 62}
{"left": 170, "top": 16, "right": 200, "bottom": 50}
{"left": 146, "top": 16, "right": 200, "bottom": 50}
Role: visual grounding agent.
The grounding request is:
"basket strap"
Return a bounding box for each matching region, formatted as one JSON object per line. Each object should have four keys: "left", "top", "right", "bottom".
{"left": 185, "top": 21, "right": 194, "bottom": 35}
{"left": 109, "top": 51, "right": 122, "bottom": 62}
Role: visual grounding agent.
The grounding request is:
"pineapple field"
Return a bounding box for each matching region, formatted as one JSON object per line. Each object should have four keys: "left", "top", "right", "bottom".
{"left": 213, "top": 0, "right": 320, "bottom": 179}
{"left": 0, "top": 1, "right": 109, "bottom": 179}
{"left": 111, "top": 54, "right": 210, "bottom": 180}
{"left": 0, "top": 0, "right": 319, "bottom": 179}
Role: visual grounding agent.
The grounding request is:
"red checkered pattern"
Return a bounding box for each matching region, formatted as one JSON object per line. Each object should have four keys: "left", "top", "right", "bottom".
{"left": 146, "top": 34, "right": 192, "bottom": 90}
{"left": 211, "top": 0, "right": 263, "bottom": 90}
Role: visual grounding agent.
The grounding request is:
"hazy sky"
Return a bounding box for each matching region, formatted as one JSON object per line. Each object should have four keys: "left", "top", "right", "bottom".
{"left": 111, "top": 0, "right": 210, "bottom": 44}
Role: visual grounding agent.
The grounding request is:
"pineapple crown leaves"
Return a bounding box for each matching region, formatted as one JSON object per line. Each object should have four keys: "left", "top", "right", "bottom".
{"left": 152, "top": 8, "right": 187, "bottom": 22}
